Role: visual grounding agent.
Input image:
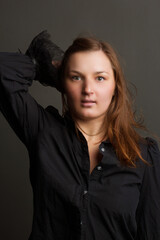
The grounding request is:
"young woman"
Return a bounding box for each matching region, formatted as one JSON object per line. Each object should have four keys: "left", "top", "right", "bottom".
{"left": 0, "top": 31, "right": 160, "bottom": 240}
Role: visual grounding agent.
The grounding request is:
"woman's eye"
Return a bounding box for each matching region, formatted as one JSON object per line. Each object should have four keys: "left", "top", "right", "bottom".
{"left": 71, "top": 76, "right": 81, "bottom": 81}
{"left": 97, "top": 76, "right": 105, "bottom": 81}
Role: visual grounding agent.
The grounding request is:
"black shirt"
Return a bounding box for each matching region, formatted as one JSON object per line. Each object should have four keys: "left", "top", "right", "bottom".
{"left": 0, "top": 53, "right": 160, "bottom": 240}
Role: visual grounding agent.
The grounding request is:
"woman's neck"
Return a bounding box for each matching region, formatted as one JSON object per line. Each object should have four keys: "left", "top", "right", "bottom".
{"left": 74, "top": 116, "right": 107, "bottom": 143}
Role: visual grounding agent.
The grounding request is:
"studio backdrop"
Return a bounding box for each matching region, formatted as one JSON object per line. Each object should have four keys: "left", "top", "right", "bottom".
{"left": 0, "top": 0, "right": 160, "bottom": 239}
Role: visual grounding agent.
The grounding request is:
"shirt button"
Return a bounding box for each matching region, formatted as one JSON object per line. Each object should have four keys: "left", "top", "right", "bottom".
{"left": 101, "top": 147, "right": 105, "bottom": 152}
{"left": 97, "top": 166, "right": 102, "bottom": 171}
{"left": 83, "top": 190, "right": 88, "bottom": 195}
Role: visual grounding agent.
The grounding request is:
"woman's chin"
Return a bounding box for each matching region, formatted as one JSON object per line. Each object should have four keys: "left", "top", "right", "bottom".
{"left": 74, "top": 111, "right": 102, "bottom": 121}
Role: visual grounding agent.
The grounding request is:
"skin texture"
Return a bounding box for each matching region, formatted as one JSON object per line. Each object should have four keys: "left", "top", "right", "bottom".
{"left": 64, "top": 50, "right": 115, "bottom": 131}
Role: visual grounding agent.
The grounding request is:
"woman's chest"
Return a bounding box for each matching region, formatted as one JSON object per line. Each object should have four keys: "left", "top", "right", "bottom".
{"left": 31, "top": 129, "right": 144, "bottom": 213}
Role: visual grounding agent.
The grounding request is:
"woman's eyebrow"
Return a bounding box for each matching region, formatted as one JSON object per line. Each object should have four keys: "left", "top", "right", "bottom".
{"left": 69, "top": 70, "right": 110, "bottom": 75}
{"left": 95, "top": 71, "right": 110, "bottom": 75}
{"left": 69, "top": 70, "right": 81, "bottom": 74}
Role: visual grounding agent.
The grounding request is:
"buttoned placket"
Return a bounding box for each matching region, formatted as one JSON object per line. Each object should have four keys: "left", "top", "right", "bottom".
{"left": 72, "top": 130, "right": 108, "bottom": 238}
{"left": 79, "top": 141, "right": 105, "bottom": 239}
{"left": 80, "top": 139, "right": 89, "bottom": 237}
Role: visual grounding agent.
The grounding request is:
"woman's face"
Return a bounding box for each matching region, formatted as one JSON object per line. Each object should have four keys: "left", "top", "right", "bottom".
{"left": 64, "top": 50, "right": 115, "bottom": 122}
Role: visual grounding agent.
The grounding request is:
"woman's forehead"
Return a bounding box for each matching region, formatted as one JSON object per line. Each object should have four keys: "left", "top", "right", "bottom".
{"left": 66, "top": 50, "right": 113, "bottom": 73}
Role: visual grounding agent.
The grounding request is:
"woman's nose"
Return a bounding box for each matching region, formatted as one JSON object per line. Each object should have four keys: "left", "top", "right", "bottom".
{"left": 82, "top": 80, "right": 94, "bottom": 95}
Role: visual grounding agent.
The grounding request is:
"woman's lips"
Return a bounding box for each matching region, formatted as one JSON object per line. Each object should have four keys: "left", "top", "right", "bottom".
{"left": 81, "top": 100, "right": 96, "bottom": 107}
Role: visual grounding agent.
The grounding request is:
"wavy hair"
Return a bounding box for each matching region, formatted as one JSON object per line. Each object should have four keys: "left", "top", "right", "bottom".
{"left": 59, "top": 36, "right": 148, "bottom": 167}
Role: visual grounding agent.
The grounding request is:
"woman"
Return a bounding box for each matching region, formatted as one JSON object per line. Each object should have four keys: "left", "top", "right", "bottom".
{"left": 0, "top": 31, "right": 160, "bottom": 240}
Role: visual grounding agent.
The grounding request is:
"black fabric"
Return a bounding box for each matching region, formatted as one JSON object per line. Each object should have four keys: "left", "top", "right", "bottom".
{"left": 25, "top": 30, "right": 64, "bottom": 91}
{"left": 0, "top": 52, "right": 160, "bottom": 240}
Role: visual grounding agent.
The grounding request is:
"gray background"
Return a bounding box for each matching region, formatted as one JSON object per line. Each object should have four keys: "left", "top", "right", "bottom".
{"left": 0, "top": 0, "right": 160, "bottom": 239}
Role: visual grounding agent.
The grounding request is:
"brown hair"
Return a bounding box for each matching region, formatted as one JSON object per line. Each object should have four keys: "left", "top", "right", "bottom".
{"left": 59, "top": 36, "right": 148, "bottom": 167}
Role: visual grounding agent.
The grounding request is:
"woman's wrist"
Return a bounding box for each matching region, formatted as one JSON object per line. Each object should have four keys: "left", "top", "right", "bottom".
{"left": 25, "top": 30, "right": 64, "bottom": 90}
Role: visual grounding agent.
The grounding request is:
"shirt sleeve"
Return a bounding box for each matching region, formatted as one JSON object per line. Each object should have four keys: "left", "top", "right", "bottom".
{"left": 0, "top": 52, "right": 56, "bottom": 149}
{"left": 136, "top": 137, "right": 160, "bottom": 239}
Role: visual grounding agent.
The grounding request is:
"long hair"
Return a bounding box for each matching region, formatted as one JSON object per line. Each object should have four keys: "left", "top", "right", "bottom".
{"left": 59, "top": 36, "right": 148, "bottom": 167}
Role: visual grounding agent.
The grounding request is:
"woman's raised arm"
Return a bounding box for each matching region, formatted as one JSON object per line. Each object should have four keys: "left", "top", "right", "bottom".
{"left": 0, "top": 31, "right": 64, "bottom": 149}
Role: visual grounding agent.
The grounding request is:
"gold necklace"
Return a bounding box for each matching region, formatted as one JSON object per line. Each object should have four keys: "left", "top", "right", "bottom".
{"left": 76, "top": 123, "right": 104, "bottom": 137}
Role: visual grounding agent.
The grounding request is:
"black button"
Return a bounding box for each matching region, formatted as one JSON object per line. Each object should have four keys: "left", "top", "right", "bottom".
{"left": 97, "top": 166, "right": 102, "bottom": 170}
{"left": 83, "top": 190, "right": 88, "bottom": 195}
